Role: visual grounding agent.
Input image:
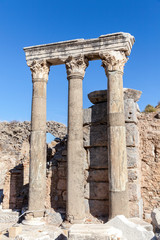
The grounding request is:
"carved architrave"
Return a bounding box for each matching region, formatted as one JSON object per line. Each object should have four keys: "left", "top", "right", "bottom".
{"left": 100, "top": 51, "right": 128, "bottom": 76}
{"left": 65, "top": 55, "right": 89, "bottom": 79}
{"left": 29, "top": 60, "right": 50, "bottom": 82}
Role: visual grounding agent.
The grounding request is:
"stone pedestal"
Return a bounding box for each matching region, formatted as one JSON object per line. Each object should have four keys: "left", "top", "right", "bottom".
{"left": 65, "top": 56, "right": 88, "bottom": 223}
{"left": 101, "top": 51, "right": 129, "bottom": 219}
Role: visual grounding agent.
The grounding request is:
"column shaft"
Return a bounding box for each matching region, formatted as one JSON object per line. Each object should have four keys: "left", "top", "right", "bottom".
{"left": 65, "top": 56, "right": 88, "bottom": 223}
{"left": 67, "top": 75, "right": 84, "bottom": 222}
{"left": 107, "top": 71, "right": 129, "bottom": 218}
{"left": 100, "top": 51, "right": 129, "bottom": 219}
{"left": 28, "top": 60, "right": 50, "bottom": 218}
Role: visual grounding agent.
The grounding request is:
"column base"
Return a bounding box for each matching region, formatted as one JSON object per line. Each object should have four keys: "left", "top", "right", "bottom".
{"left": 22, "top": 217, "right": 45, "bottom": 226}
{"left": 109, "top": 190, "right": 129, "bottom": 219}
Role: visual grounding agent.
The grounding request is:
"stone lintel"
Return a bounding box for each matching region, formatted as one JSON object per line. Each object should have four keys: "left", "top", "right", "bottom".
{"left": 24, "top": 32, "right": 135, "bottom": 66}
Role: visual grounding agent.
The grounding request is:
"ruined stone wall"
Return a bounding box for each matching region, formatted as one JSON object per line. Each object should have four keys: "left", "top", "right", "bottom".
{"left": 44, "top": 88, "right": 143, "bottom": 220}
{"left": 138, "top": 112, "right": 160, "bottom": 222}
{"left": 2, "top": 88, "right": 153, "bottom": 221}
{"left": 0, "top": 121, "right": 66, "bottom": 189}
{"left": 82, "top": 89, "right": 142, "bottom": 219}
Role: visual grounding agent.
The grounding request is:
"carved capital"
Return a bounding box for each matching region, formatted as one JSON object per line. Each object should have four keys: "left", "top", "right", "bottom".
{"left": 29, "top": 60, "right": 50, "bottom": 82}
{"left": 100, "top": 51, "right": 128, "bottom": 76}
{"left": 65, "top": 55, "right": 89, "bottom": 79}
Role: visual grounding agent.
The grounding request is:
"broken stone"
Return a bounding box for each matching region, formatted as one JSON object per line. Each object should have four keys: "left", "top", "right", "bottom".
{"left": 0, "top": 209, "right": 19, "bottom": 223}
{"left": 68, "top": 224, "right": 124, "bottom": 240}
{"left": 45, "top": 209, "right": 63, "bottom": 227}
{"left": 87, "top": 88, "right": 142, "bottom": 104}
{"left": 88, "top": 90, "right": 107, "bottom": 104}
{"left": 9, "top": 226, "right": 22, "bottom": 238}
{"left": 106, "top": 215, "right": 154, "bottom": 240}
{"left": 151, "top": 208, "right": 160, "bottom": 230}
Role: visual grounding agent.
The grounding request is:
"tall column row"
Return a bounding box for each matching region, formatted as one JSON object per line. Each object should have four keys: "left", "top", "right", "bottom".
{"left": 27, "top": 51, "right": 129, "bottom": 224}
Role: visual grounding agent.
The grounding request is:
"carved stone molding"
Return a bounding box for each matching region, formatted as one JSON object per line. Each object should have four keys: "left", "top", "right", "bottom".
{"left": 100, "top": 51, "right": 128, "bottom": 76}
{"left": 65, "top": 55, "right": 89, "bottom": 79}
{"left": 29, "top": 60, "right": 50, "bottom": 82}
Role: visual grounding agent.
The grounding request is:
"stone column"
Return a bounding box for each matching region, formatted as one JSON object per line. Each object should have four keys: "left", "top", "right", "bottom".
{"left": 100, "top": 51, "right": 129, "bottom": 219}
{"left": 28, "top": 60, "right": 50, "bottom": 218}
{"left": 65, "top": 56, "right": 88, "bottom": 223}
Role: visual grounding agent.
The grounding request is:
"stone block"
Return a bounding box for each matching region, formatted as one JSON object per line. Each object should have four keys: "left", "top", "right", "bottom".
{"left": 45, "top": 209, "right": 63, "bottom": 226}
{"left": 68, "top": 224, "right": 124, "bottom": 240}
{"left": 88, "top": 90, "right": 107, "bottom": 104}
{"left": 151, "top": 208, "right": 160, "bottom": 230}
{"left": 125, "top": 123, "right": 139, "bottom": 147}
{"left": 128, "top": 182, "right": 140, "bottom": 201}
{"left": 128, "top": 169, "right": 138, "bottom": 182}
{"left": 83, "top": 124, "right": 107, "bottom": 147}
{"left": 129, "top": 217, "right": 153, "bottom": 231}
{"left": 106, "top": 215, "right": 154, "bottom": 240}
{"left": 0, "top": 210, "right": 19, "bottom": 223}
{"left": 124, "top": 99, "right": 137, "bottom": 123}
{"left": 83, "top": 103, "right": 107, "bottom": 125}
{"left": 57, "top": 179, "right": 66, "bottom": 190}
{"left": 123, "top": 88, "right": 142, "bottom": 102}
{"left": 85, "top": 199, "right": 109, "bottom": 217}
{"left": 87, "top": 88, "right": 142, "bottom": 105}
{"left": 129, "top": 201, "right": 140, "bottom": 218}
{"left": 87, "top": 147, "right": 108, "bottom": 169}
{"left": 84, "top": 182, "right": 109, "bottom": 200}
{"left": 88, "top": 169, "right": 108, "bottom": 182}
{"left": 9, "top": 226, "right": 22, "bottom": 238}
{"left": 127, "top": 147, "right": 139, "bottom": 168}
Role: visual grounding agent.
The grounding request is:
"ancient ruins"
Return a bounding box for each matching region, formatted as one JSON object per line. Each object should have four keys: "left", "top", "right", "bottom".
{"left": 0, "top": 32, "right": 160, "bottom": 239}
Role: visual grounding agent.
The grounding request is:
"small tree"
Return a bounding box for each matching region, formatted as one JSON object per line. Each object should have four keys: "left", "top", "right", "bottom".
{"left": 144, "top": 104, "right": 156, "bottom": 113}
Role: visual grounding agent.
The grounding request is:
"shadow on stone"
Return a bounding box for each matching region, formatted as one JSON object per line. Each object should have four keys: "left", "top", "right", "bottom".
{"left": 55, "top": 233, "right": 67, "bottom": 240}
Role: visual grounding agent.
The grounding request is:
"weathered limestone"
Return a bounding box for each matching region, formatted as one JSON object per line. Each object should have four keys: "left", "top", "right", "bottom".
{"left": 83, "top": 88, "right": 142, "bottom": 218}
{"left": 68, "top": 224, "right": 124, "bottom": 240}
{"left": 28, "top": 60, "right": 50, "bottom": 219}
{"left": 65, "top": 56, "right": 88, "bottom": 222}
{"left": 23, "top": 33, "right": 135, "bottom": 222}
{"left": 106, "top": 215, "right": 154, "bottom": 240}
{"left": 100, "top": 51, "right": 129, "bottom": 218}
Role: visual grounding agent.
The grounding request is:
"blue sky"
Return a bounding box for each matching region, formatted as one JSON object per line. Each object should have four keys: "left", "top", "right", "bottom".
{"left": 0, "top": 0, "right": 160, "bottom": 125}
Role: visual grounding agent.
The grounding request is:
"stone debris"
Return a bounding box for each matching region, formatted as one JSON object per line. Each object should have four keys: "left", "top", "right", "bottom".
{"left": 68, "top": 224, "right": 125, "bottom": 240}
{"left": 151, "top": 208, "right": 160, "bottom": 230}
{"left": 8, "top": 226, "right": 22, "bottom": 238}
{"left": 0, "top": 209, "right": 19, "bottom": 223}
{"left": 14, "top": 224, "right": 66, "bottom": 240}
{"left": 106, "top": 215, "right": 154, "bottom": 240}
{"left": 45, "top": 209, "right": 63, "bottom": 227}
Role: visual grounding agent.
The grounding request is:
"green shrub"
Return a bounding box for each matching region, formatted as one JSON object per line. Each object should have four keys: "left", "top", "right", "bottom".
{"left": 144, "top": 104, "right": 156, "bottom": 113}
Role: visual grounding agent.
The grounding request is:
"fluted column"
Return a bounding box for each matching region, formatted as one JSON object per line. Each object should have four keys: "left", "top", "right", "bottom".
{"left": 65, "top": 56, "right": 88, "bottom": 223}
{"left": 28, "top": 60, "right": 50, "bottom": 218}
{"left": 100, "top": 51, "right": 129, "bottom": 219}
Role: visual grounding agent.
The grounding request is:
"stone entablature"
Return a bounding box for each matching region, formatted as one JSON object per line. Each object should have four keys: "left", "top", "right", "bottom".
{"left": 24, "top": 33, "right": 134, "bottom": 66}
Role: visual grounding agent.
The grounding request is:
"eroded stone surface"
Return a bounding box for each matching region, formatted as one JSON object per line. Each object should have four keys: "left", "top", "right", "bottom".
{"left": 106, "top": 215, "right": 154, "bottom": 240}
{"left": 68, "top": 224, "right": 124, "bottom": 240}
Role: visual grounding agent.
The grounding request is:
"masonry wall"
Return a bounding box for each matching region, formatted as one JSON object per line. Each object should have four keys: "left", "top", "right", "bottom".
{"left": 138, "top": 112, "right": 160, "bottom": 222}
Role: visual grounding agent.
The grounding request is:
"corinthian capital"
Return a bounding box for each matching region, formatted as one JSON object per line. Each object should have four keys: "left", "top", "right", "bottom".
{"left": 29, "top": 60, "right": 50, "bottom": 82}
{"left": 100, "top": 51, "right": 128, "bottom": 75}
{"left": 65, "top": 55, "right": 89, "bottom": 79}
